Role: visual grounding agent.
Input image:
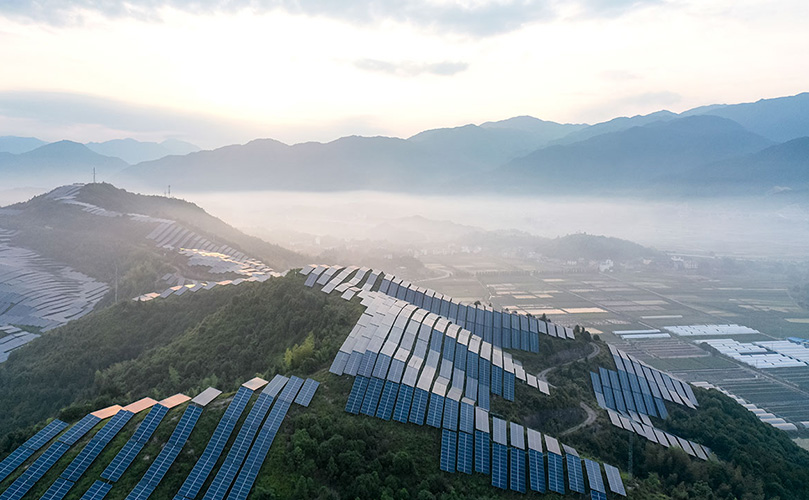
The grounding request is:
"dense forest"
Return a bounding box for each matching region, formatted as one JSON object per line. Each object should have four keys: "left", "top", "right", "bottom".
{"left": 2, "top": 273, "right": 809, "bottom": 499}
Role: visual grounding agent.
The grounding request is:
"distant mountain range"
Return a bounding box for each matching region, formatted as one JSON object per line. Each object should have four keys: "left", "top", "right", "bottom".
{"left": 3, "top": 92, "right": 808, "bottom": 197}
{"left": 0, "top": 137, "right": 200, "bottom": 164}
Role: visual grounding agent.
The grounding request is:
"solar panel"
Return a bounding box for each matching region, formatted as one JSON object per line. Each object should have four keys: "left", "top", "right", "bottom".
{"left": 491, "top": 366, "right": 503, "bottom": 396}
{"left": 547, "top": 452, "right": 565, "bottom": 494}
{"left": 202, "top": 392, "right": 276, "bottom": 500}
{"left": 509, "top": 447, "right": 527, "bottom": 493}
{"left": 125, "top": 405, "right": 202, "bottom": 500}
{"left": 62, "top": 410, "right": 135, "bottom": 482}
{"left": 408, "top": 388, "right": 430, "bottom": 425}
{"left": 80, "top": 481, "right": 112, "bottom": 500}
{"left": 226, "top": 395, "right": 295, "bottom": 500}
{"left": 1, "top": 441, "right": 70, "bottom": 500}
{"left": 392, "top": 384, "right": 414, "bottom": 423}
{"left": 0, "top": 447, "right": 35, "bottom": 483}
{"left": 101, "top": 440, "right": 145, "bottom": 482}
{"left": 376, "top": 381, "right": 399, "bottom": 420}
{"left": 584, "top": 458, "right": 605, "bottom": 492}
{"left": 360, "top": 377, "right": 385, "bottom": 416}
{"left": 528, "top": 449, "right": 546, "bottom": 493}
{"left": 491, "top": 443, "right": 508, "bottom": 490}
{"left": 22, "top": 420, "right": 69, "bottom": 451}
{"left": 59, "top": 414, "right": 101, "bottom": 446}
{"left": 426, "top": 393, "right": 445, "bottom": 428}
{"left": 459, "top": 400, "right": 475, "bottom": 434}
{"left": 590, "top": 491, "right": 608, "bottom": 500}
{"left": 176, "top": 387, "right": 253, "bottom": 500}
{"left": 474, "top": 430, "right": 490, "bottom": 474}
{"left": 604, "top": 464, "right": 626, "bottom": 496}
{"left": 456, "top": 432, "right": 473, "bottom": 474}
{"left": 440, "top": 430, "right": 457, "bottom": 473}
{"left": 345, "top": 376, "right": 369, "bottom": 414}
{"left": 442, "top": 397, "right": 459, "bottom": 431}
{"left": 492, "top": 418, "right": 507, "bottom": 445}
{"left": 40, "top": 477, "right": 73, "bottom": 500}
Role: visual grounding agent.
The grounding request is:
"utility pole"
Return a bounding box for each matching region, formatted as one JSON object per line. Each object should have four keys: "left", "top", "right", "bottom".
{"left": 168, "top": 185, "right": 171, "bottom": 198}
{"left": 93, "top": 168, "right": 96, "bottom": 184}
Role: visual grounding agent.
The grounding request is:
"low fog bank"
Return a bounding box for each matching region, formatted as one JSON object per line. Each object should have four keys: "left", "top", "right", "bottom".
{"left": 186, "top": 190, "right": 809, "bottom": 260}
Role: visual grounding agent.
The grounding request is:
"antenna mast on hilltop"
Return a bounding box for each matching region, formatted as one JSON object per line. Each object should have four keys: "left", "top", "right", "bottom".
{"left": 168, "top": 185, "right": 171, "bottom": 197}
{"left": 93, "top": 168, "right": 96, "bottom": 184}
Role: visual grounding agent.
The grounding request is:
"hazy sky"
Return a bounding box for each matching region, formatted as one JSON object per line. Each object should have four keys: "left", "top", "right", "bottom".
{"left": 1, "top": 0, "right": 807, "bottom": 147}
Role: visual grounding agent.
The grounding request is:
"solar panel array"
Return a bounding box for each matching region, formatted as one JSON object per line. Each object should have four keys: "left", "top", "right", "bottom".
{"left": 226, "top": 376, "right": 303, "bottom": 500}
{"left": 102, "top": 404, "right": 169, "bottom": 482}
{"left": 0, "top": 414, "right": 99, "bottom": 500}
{"left": 175, "top": 387, "right": 254, "bottom": 500}
{"left": 80, "top": 481, "right": 112, "bottom": 500}
{"left": 0, "top": 419, "right": 67, "bottom": 483}
{"left": 604, "top": 463, "right": 627, "bottom": 496}
{"left": 124, "top": 404, "right": 203, "bottom": 500}
{"left": 202, "top": 385, "right": 280, "bottom": 500}
{"left": 564, "top": 445, "right": 586, "bottom": 493}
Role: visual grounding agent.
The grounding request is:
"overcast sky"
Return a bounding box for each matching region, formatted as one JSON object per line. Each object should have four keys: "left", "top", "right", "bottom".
{"left": 0, "top": 0, "right": 807, "bottom": 148}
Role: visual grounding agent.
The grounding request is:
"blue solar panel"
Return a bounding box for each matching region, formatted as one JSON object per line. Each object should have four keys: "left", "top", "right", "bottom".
{"left": 376, "top": 381, "right": 399, "bottom": 420}
{"left": 294, "top": 378, "right": 320, "bottom": 407}
{"left": 0, "top": 447, "right": 34, "bottom": 483}
{"left": 584, "top": 458, "right": 605, "bottom": 493}
{"left": 80, "top": 481, "right": 112, "bottom": 500}
{"left": 503, "top": 372, "right": 515, "bottom": 402}
{"left": 491, "top": 366, "right": 503, "bottom": 396}
{"left": 617, "top": 371, "right": 636, "bottom": 413}
{"left": 425, "top": 394, "right": 445, "bottom": 428}
{"left": 591, "top": 372, "right": 603, "bottom": 393}
{"left": 63, "top": 411, "right": 135, "bottom": 482}
{"left": 474, "top": 430, "right": 490, "bottom": 474}
{"left": 378, "top": 277, "right": 391, "bottom": 294}
{"left": 528, "top": 449, "right": 546, "bottom": 493}
{"left": 602, "top": 382, "right": 616, "bottom": 409}
{"left": 604, "top": 464, "right": 626, "bottom": 496}
{"left": 202, "top": 392, "right": 276, "bottom": 500}
{"left": 22, "top": 420, "right": 69, "bottom": 451}
{"left": 509, "top": 447, "right": 526, "bottom": 493}
{"left": 409, "top": 388, "right": 429, "bottom": 425}
{"left": 101, "top": 440, "right": 145, "bottom": 482}
{"left": 566, "top": 452, "right": 586, "bottom": 493}
{"left": 491, "top": 443, "right": 508, "bottom": 490}
{"left": 1, "top": 441, "right": 70, "bottom": 500}
{"left": 131, "top": 404, "right": 169, "bottom": 444}
{"left": 125, "top": 443, "right": 183, "bottom": 500}
{"left": 392, "top": 384, "right": 414, "bottom": 424}
{"left": 442, "top": 398, "right": 459, "bottom": 431}
{"left": 654, "top": 397, "right": 669, "bottom": 419}
{"left": 345, "top": 376, "right": 369, "bottom": 414}
{"left": 41, "top": 477, "right": 73, "bottom": 500}
{"left": 456, "top": 432, "right": 473, "bottom": 474}
{"left": 591, "top": 491, "right": 608, "bottom": 500}
{"left": 359, "top": 377, "right": 383, "bottom": 416}
{"left": 459, "top": 402, "right": 474, "bottom": 434}
{"left": 226, "top": 397, "right": 293, "bottom": 500}
{"left": 547, "top": 453, "right": 565, "bottom": 494}
{"left": 176, "top": 388, "right": 253, "bottom": 500}
{"left": 440, "top": 430, "right": 457, "bottom": 473}
{"left": 167, "top": 405, "right": 202, "bottom": 447}
{"left": 59, "top": 414, "right": 101, "bottom": 446}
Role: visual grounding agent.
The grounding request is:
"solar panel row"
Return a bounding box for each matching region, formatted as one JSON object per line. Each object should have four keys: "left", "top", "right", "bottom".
{"left": 0, "top": 441, "right": 71, "bottom": 500}
{"left": 124, "top": 404, "right": 202, "bottom": 500}
{"left": 509, "top": 447, "right": 526, "bottom": 493}
{"left": 226, "top": 378, "right": 303, "bottom": 500}
{"left": 491, "top": 443, "right": 508, "bottom": 490}
{"left": 456, "top": 432, "right": 473, "bottom": 475}
{"left": 440, "top": 430, "right": 457, "bottom": 473}
{"left": 566, "top": 450, "right": 586, "bottom": 493}
{"left": 176, "top": 387, "right": 254, "bottom": 500}
{"left": 80, "top": 481, "right": 112, "bottom": 500}
{"left": 202, "top": 390, "right": 278, "bottom": 500}
{"left": 63, "top": 410, "right": 135, "bottom": 482}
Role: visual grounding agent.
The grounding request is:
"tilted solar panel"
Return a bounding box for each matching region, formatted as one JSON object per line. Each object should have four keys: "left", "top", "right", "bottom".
{"left": 509, "top": 447, "right": 526, "bottom": 493}
{"left": 392, "top": 384, "right": 414, "bottom": 424}
{"left": 491, "top": 443, "right": 508, "bottom": 490}
{"left": 440, "top": 430, "right": 457, "bottom": 473}
{"left": 528, "top": 449, "right": 546, "bottom": 493}
{"left": 376, "top": 381, "right": 400, "bottom": 420}
{"left": 547, "top": 452, "right": 565, "bottom": 494}
{"left": 80, "top": 481, "right": 112, "bottom": 500}
{"left": 345, "top": 376, "right": 369, "bottom": 414}
{"left": 474, "top": 430, "right": 490, "bottom": 474}
{"left": 40, "top": 477, "right": 73, "bottom": 500}
{"left": 456, "top": 432, "right": 473, "bottom": 474}
{"left": 59, "top": 414, "right": 101, "bottom": 446}
{"left": 604, "top": 464, "right": 626, "bottom": 496}
{"left": 584, "top": 458, "right": 606, "bottom": 493}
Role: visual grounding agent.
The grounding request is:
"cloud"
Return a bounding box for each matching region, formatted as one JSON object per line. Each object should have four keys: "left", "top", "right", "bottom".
{"left": 354, "top": 59, "right": 468, "bottom": 77}
{"left": 0, "top": 90, "right": 398, "bottom": 147}
{"left": 0, "top": 0, "right": 660, "bottom": 36}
